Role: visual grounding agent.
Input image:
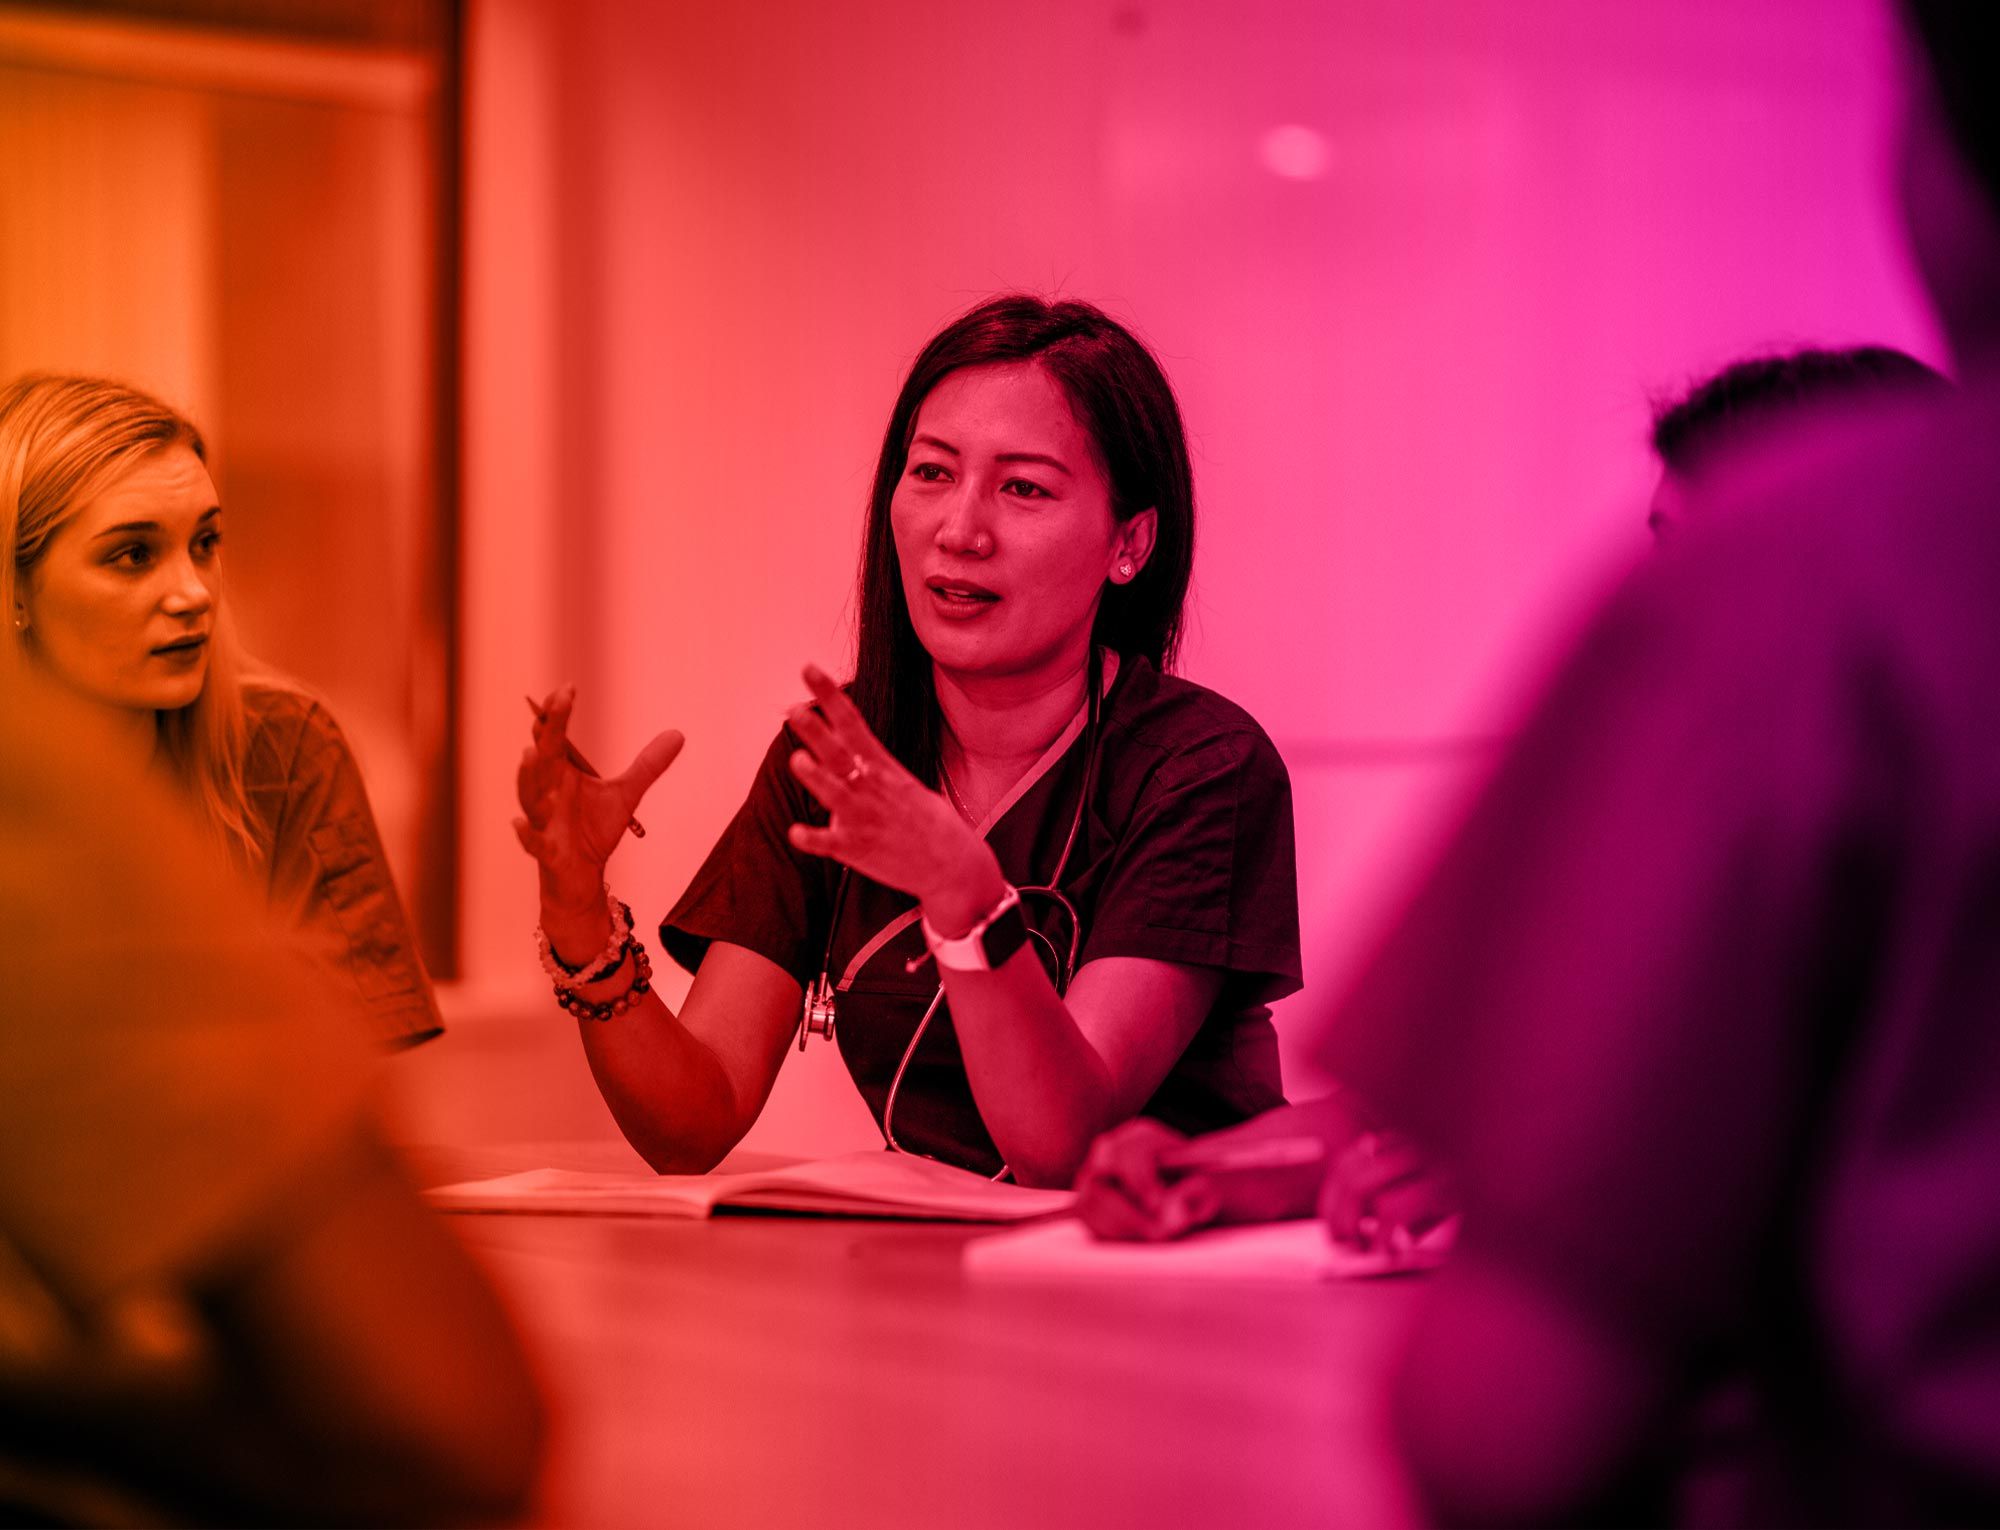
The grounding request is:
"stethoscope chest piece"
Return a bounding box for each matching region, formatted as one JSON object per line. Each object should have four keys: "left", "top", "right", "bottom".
{"left": 799, "top": 973, "right": 838, "bottom": 1051}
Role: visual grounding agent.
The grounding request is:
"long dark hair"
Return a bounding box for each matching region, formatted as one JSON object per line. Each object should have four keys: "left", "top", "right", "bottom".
{"left": 851, "top": 295, "right": 1195, "bottom": 783}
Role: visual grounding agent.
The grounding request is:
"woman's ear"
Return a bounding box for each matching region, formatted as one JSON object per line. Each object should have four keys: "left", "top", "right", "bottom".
{"left": 1111, "top": 509, "right": 1158, "bottom": 584}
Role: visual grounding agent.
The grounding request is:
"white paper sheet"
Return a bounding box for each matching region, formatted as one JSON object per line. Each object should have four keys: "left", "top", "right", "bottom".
{"left": 962, "top": 1215, "right": 1458, "bottom": 1283}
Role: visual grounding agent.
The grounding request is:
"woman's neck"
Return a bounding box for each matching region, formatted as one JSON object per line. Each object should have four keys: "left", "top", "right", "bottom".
{"left": 934, "top": 651, "right": 1092, "bottom": 782}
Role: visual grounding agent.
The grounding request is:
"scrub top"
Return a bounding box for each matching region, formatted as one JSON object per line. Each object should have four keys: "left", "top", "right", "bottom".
{"left": 661, "top": 655, "right": 1302, "bottom": 1176}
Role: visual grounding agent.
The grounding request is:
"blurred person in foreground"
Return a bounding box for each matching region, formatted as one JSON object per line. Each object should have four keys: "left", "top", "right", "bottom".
{"left": 1308, "top": 2, "right": 2000, "bottom": 1522}
{"left": 0, "top": 654, "right": 542, "bottom": 1524}
{"left": 1074, "top": 343, "right": 1953, "bottom": 1252}
{"left": 2, "top": 374, "right": 442, "bottom": 1049}
{"left": 1646, "top": 345, "right": 1950, "bottom": 543}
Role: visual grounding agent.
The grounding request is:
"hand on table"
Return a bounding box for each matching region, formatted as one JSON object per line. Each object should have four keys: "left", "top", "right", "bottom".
{"left": 514, "top": 684, "right": 684, "bottom": 914}
{"left": 1319, "top": 1128, "right": 1457, "bottom": 1258}
{"left": 1075, "top": 1119, "right": 1324, "bottom": 1242}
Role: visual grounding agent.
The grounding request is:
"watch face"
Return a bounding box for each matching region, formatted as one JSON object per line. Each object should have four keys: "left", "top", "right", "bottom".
{"left": 980, "top": 899, "right": 1032, "bottom": 970}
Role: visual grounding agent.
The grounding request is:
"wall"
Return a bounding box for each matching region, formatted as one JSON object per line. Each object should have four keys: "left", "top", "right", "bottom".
{"left": 455, "top": 0, "right": 1940, "bottom": 1153}
{"left": 0, "top": 5, "right": 457, "bottom": 968}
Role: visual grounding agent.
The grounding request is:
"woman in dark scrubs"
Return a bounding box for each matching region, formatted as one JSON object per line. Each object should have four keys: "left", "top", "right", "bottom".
{"left": 516, "top": 295, "right": 1300, "bottom": 1187}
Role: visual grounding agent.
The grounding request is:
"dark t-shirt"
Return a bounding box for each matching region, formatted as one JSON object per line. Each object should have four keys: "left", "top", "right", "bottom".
{"left": 663, "top": 656, "right": 1302, "bottom": 1175}
{"left": 1317, "top": 385, "right": 2000, "bottom": 1524}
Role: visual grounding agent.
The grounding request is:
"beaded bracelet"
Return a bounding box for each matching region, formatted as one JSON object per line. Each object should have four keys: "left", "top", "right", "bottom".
{"left": 536, "top": 887, "right": 633, "bottom": 990}
{"left": 555, "top": 939, "right": 654, "bottom": 1023}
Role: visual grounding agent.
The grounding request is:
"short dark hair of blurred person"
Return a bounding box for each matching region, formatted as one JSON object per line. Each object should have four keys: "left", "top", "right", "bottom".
{"left": 0, "top": 656, "right": 542, "bottom": 1524}
{"left": 1064, "top": 361, "right": 1962, "bottom": 1251}
{"left": 1, "top": 373, "right": 443, "bottom": 1050}
{"left": 1646, "top": 346, "right": 1949, "bottom": 540}
{"left": 1311, "top": 1, "right": 2000, "bottom": 1523}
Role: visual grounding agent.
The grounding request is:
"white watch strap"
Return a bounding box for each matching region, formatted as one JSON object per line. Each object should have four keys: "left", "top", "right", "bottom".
{"left": 920, "top": 884, "right": 1022, "bottom": 972}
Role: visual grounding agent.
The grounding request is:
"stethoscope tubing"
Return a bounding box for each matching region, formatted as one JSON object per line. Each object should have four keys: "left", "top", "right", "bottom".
{"left": 807, "top": 649, "right": 1108, "bottom": 1178}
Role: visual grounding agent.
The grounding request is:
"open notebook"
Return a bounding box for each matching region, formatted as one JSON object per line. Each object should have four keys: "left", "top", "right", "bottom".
{"left": 426, "top": 1149, "right": 1076, "bottom": 1223}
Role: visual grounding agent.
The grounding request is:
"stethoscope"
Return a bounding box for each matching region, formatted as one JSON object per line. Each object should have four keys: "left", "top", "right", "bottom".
{"left": 798, "top": 649, "right": 1111, "bottom": 1178}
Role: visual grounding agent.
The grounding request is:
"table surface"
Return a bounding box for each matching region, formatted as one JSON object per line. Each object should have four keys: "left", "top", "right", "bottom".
{"left": 417, "top": 1143, "right": 1427, "bottom": 1530}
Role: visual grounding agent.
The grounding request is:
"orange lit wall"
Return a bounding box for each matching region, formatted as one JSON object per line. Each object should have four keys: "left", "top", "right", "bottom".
{"left": 459, "top": 0, "right": 1939, "bottom": 1152}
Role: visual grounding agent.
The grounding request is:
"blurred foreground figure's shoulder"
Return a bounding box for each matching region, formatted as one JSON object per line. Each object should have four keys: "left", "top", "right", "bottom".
{"left": 1, "top": 674, "right": 375, "bottom": 1306}
{"left": 0, "top": 664, "right": 542, "bottom": 1524}
{"left": 1316, "top": 377, "right": 2000, "bottom": 1525}
{"left": 241, "top": 678, "right": 445, "bottom": 1049}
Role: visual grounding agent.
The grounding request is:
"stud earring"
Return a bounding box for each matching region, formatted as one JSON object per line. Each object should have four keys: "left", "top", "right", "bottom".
{"left": 1118, "top": 561, "right": 1135, "bottom": 579}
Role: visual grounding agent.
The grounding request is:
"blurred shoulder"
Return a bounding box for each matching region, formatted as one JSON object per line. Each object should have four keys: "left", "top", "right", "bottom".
{"left": 1694, "top": 379, "right": 2000, "bottom": 582}
{"left": 1642, "top": 380, "right": 2000, "bottom": 656}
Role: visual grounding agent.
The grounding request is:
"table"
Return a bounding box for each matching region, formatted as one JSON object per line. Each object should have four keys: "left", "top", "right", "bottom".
{"left": 420, "top": 1144, "right": 1428, "bottom": 1529}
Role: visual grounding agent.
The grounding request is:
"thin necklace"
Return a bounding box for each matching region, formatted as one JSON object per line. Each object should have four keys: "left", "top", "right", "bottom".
{"left": 939, "top": 762, "right": 979, "bottom": 827}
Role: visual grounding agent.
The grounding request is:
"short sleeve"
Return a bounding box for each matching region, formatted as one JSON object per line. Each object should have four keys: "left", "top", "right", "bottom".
{"left": 659, "top": 725, "right": 831, "bottom": 988}
{"left": 250, "top": 696, "right": 443, "bottom": 1050}
{"left": 1081, "top": 725, "right": 1302, "bottom": 1003}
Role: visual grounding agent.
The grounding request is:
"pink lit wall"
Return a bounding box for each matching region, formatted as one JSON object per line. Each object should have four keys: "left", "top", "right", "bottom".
{"left": 458, "top": 0, "right": 1939, "bottom": 1151}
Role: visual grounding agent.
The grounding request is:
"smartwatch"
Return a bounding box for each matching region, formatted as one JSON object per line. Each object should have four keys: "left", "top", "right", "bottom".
{"left": 921, "top": 884, "right": 1030, "bottom": 973}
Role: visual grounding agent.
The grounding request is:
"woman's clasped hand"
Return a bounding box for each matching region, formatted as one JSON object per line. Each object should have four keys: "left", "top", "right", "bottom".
{"left": 1074, "top": 1100, "right": 1458, "bottom": 1258}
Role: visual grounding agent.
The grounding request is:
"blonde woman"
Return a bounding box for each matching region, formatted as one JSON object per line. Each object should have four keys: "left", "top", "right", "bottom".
{"left": 2, "top": 373, "right": 440, "bottom": 1047}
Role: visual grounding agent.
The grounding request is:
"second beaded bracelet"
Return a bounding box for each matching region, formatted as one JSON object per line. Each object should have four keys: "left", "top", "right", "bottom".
{"left": 555, "top": 938, "right": 654, "bottom": 1023}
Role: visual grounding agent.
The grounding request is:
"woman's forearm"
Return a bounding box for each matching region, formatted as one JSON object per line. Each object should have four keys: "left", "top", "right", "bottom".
{"left": 938, "top": 963, "right": 1128, "bottom": 1187}
{"left": 535, "top": 888, "right": 749, "bottom": 1171}
{"left": 942, "top": 967, "right": 1367, "bottom": 1190}
{"left": 572, "top": 988, "right": 747, "bottom": 1172}
{"left": 914, "top": 854, "right": 1124, "bottom": 1185}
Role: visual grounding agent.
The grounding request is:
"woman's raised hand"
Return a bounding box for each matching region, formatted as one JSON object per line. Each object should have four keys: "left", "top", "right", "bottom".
{"left": 784, "top": 665, "right": 985, "bottom": 905}
{"left": 514, "top": 684, "right": 684, "bottom": 914}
